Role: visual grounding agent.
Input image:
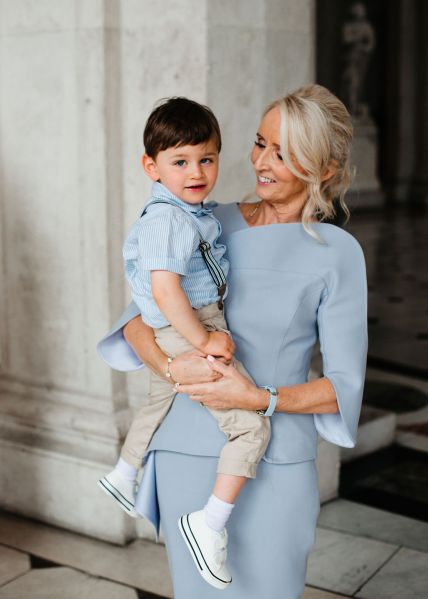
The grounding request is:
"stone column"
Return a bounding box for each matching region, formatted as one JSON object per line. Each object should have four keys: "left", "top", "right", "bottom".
{"left": 0, "top": 0, "right": 316, "bottom": 544}
{"left": 383, "top": 0, "right": 428, "bottom": 204}
{"left": 383, "top": 0, "right": 418, "bottom": 203}
{"left": 412, "top": 0, "right": 428, "bottom": 203}
{"left": 0, "top": 0, "right": 136, "bottom": 544}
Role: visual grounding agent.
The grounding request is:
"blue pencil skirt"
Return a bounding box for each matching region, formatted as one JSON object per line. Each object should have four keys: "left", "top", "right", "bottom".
{"left": 155, "top": 450, "right": 320, "bottom": 599}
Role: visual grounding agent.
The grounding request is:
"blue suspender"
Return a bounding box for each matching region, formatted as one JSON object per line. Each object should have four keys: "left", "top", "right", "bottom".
{"left": 140, "top": 200, "right": 227, "bottom": 309}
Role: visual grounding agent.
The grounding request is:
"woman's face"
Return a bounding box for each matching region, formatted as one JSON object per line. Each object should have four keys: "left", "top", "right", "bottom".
{"left": 251, "top": 107, "right": 307, "bottom": 204}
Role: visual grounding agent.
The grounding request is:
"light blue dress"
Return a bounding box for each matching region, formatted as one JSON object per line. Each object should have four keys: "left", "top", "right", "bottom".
{"left": 98, "top": 203, "right": 368, "bottom": 599}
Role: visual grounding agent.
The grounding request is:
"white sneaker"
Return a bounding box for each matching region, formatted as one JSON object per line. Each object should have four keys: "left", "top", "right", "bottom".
{"left": 178, "top": 510, "right": 232, "bottom": 590}
{"left": 98, "top": 469, "right": 138, "bottom": 518}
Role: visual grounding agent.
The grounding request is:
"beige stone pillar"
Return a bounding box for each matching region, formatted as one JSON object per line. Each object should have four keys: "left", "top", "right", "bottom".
{"left": 0, "top": 0, "right": 316, "bottom": 543}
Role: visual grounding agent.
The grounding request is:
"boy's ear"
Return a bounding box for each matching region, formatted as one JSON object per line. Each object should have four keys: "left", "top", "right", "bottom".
{"left": 142, "top": 154, "right": 160, "bottom": 181}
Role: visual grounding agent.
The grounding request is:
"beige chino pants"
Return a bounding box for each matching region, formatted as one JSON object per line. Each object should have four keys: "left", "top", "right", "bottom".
{"left": 121, "top": 303, "right": 271, "bottom": 478}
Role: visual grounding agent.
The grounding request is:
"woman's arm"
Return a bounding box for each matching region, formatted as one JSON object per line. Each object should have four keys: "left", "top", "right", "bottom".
{"left": 123, "top": 315, "right": 169, "bottom": 379}
{"left": 273, "top": 377, "right": 338, "bottom": 414}
{"left": 123, "top": 316, "right": 222, "bottom": 384}
{"left": 177, "top": 357, "right": 338, "bottom": 414}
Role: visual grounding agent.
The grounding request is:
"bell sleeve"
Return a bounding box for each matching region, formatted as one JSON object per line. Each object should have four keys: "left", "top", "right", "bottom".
{"left": 96, "top": 301, "right": 144, "bottom": 372}
{"left": 314, "top": 238, "right": 368, "bottom": 447}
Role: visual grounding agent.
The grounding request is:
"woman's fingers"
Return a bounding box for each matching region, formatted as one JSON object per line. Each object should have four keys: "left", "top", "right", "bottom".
{"left": 169, "top": 350, "right": 221, "bottom": 384}
{"left": 206, "top": 355, "right": 231, "bottom": 375}
{"left": 176, "top": 359, "right": 256, "bottom": 411}
{"left": 177, "top": 383, "right": 208, "bottom": 397}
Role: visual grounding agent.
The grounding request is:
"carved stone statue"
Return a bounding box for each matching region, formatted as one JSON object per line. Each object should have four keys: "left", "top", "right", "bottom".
{"left": 341, "top": 2, "right": 376, "bottom": 118}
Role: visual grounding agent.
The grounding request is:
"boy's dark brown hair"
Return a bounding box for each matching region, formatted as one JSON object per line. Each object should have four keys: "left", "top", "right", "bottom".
{"left": 143, "top": 97, "right": 222, "bottom": 158}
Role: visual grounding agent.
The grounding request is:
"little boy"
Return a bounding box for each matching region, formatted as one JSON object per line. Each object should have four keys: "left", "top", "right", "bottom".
{"left": 98, "top": 98, "right": 270, "bottom": 590}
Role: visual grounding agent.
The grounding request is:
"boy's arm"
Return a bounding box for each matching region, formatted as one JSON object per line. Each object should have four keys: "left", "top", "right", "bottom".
{"left": 151, "top": 271, "right": 210, "bottom": 349}
{"left": 151, "top": 270, "right": 234, "bottom": 359}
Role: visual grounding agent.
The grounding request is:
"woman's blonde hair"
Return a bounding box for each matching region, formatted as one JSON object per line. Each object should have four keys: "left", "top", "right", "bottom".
{"left": 264, "top": 84, "right": 353, "bottom": 241}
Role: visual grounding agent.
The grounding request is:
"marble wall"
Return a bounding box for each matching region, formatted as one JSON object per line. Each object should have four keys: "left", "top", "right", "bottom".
{"left": 0, "top": 0, "right": 315, "bottom": 542}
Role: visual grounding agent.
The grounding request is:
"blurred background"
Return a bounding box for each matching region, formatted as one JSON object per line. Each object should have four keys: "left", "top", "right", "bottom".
{"left": 0, "top": 1, "right": 427, "bottom": 598}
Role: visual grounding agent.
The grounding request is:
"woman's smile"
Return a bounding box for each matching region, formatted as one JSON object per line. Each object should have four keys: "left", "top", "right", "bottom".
{"left": 257, "top": 175, "right": 276, "bottom": 185}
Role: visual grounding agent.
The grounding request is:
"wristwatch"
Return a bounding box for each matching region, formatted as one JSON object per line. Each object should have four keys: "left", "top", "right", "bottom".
{"left": 256, "top": 386, "right": 278, "bottom": 417}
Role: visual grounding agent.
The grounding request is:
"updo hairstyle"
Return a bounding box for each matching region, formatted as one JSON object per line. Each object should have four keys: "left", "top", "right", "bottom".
{"left": 265, "top": 84, "right": 353, "bottom": 240}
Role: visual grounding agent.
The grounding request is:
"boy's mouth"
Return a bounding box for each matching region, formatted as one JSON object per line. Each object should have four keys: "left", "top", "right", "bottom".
{"left": 186, "top": 184, "right": 207, "bottom": 191}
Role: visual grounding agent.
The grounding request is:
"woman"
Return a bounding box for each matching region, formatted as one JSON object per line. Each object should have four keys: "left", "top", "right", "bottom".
{"left": 98, "top": 84, "right": 367, "bottom": 598}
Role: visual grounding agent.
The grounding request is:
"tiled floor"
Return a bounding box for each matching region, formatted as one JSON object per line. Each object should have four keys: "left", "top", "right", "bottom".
{"left": 0, "top": 511, "right": 172, "bottom": 598}
{"left": 0, "top": 565, "right": 139, "bottom": 599}
{"left": 318, "top": 499, "right": 428, "bottom": 552}
{"left": 306, "top": 528, "right": 398, "bottom": 596}
{"left": 355, "top": 548, "right": 428, "bottom": 599}
{"left": 1, "top": 499, "right": 427, "bottom": 598}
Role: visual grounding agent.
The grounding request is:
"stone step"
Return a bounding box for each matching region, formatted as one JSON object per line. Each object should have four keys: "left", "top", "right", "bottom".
{"left": 0, "top": 511, "right": 173, "bottom": 598}
{"left": 0, "top": 566, "right": 139, "bottom": 599}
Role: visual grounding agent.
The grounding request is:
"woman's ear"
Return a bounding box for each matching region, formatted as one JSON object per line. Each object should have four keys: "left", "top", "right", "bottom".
{"left": 142, "top": 154, "right": 160, "bottom": 181}
{"left": 321, "top": 160, "right": 338, "bottom": 182}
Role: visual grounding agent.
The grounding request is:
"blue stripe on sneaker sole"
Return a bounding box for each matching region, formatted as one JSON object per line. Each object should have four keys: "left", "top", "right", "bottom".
{"left": 178, "top": 514, "right": 231, "bottom": 588}
{"left": 98, "top": 479, "right": 134, "bottom": 512}
{"left": 178, "top": 516, "right": 203, "bottom": 571}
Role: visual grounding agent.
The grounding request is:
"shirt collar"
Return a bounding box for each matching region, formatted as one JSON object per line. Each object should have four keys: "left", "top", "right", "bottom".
{"left": 150, "top": 182, "right": 212, "bottom": 217}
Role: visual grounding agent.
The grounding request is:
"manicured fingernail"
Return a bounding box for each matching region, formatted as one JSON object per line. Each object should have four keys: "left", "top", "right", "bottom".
{"left": 207, "top": 355, "right": 215, "bottom": 362}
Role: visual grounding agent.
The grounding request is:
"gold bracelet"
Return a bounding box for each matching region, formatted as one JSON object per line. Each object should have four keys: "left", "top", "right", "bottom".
{"left": 165, "top": 356, "right": 176, "bottom": 384}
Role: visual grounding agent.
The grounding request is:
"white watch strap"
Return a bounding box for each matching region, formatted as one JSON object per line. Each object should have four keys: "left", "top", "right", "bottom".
{"left": 257, "top": 386, "right": 278, "bottom": 416}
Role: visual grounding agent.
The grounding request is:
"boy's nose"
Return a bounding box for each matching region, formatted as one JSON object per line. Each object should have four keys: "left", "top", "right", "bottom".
{"left": 190, "top": 163, "right": 203, "bottom": 178}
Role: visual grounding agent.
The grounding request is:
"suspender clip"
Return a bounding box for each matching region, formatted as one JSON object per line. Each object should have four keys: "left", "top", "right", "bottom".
{"left": 217, "top": 283, "right": 227, "bottom": 310}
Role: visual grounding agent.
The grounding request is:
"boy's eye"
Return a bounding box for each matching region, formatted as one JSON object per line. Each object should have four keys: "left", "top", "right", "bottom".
{"left": 276, "top": 152, "right": 283, "bottom": 161}
{"left": 200, "top": 157, "right": 213, "bottom": 164}
{"left": 174, "top": 159, "right": 186, "bottom": 167}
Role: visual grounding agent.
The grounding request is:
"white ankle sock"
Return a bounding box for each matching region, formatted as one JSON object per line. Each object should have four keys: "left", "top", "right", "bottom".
{"left": 203, "top": 494, "right": 235, "bottom": 532}
{"left": 115, "top": 457, "right": 138, "bottom": 482}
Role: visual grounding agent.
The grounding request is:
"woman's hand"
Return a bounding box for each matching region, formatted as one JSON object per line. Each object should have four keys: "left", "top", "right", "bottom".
{"left": 178, "top": 356, "right": 267, "bottom": 411}
{"left": 169, "top": 350, "right": 223, "bottom": 385}
{"left": 123, "top": 315, "right": 222, "bottom": 384}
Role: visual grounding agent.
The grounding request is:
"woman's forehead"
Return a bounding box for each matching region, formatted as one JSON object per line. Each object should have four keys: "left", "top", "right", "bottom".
{"left": 257, "top": 107, "right": 281, "bottom": 145}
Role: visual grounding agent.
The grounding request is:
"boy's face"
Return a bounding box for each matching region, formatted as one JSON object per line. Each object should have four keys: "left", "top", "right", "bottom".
{"left": 142, "top": 138, "right": 219, "bottom": 204}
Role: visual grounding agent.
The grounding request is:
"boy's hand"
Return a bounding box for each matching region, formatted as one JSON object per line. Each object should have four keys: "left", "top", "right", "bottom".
{"left": 200, "top": 331, "right": 235, "bottom": 361}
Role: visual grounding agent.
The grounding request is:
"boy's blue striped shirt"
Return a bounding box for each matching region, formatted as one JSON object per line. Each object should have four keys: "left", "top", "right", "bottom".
{"left": 123, "top": 182, "right": 229, "bottom": 328}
